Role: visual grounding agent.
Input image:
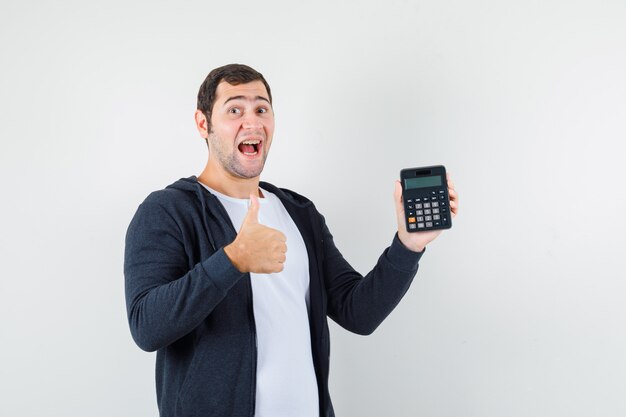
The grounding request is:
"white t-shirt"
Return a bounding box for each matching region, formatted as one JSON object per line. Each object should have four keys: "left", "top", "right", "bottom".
{"left": 201, "top": 184, "right": 319, "bottom": 417}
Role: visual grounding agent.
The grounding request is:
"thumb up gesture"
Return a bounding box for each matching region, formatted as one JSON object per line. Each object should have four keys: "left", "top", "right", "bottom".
{"left": 224, "top": 194, "right": 288, "bottom": 274}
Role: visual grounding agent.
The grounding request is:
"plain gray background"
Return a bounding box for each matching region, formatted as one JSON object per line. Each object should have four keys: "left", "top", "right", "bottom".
{"left": 1, "top": 0, "right": 625, "bottom": 416}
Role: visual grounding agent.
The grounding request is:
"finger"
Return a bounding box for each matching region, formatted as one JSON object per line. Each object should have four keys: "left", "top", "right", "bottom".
{"left": 449, "top": 199, "right": 458, "bottom": 215}
{"left": 243, "top": 193, "right": 260, "bottom": 225}
{"left": 448, "top": 188, "right": 458, "bottom": 201}
{"left": 274, "top": 241, "right": 287, "bottom": 253}
{"left": 268, "top": 229, "right": 287, "bottom": 244}
{"left": 268, "top": 257, "right": 285, "bottom": 273}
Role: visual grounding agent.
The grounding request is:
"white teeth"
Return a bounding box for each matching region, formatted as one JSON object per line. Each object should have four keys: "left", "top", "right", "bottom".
{"left": 242, "top": 140, "right": 260, "bottom": 145}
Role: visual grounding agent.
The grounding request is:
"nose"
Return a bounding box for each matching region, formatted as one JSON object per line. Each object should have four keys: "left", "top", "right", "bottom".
{"left": 242, "top": 112, "right": 263, "bottom": 129}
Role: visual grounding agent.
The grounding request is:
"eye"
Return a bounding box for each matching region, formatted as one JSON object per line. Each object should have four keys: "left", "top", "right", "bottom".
{"left": 257, "top": 107, "right": 269, "bottom": 114}
{"left": 228, "top": 107, "right": 241, "bottom": 114}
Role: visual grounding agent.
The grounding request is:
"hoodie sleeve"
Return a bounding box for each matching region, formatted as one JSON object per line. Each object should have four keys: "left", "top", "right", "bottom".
{"left": 320, "top": 214, "right": 424, "bottom": 335}
{"left": 124, "top": 201, "right": 245, "bottom": 352}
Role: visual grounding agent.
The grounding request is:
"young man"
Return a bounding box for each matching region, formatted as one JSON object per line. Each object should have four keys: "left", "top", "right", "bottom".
{"left": 124, "top": 64, "right": 459, "bottom": 417}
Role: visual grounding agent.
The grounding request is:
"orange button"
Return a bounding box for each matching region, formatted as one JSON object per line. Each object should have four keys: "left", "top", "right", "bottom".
{"left": 408, "top": 217, "right": 416, "bottom": 223}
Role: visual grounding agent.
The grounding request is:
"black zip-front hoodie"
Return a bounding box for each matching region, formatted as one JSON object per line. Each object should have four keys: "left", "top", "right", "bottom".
{"left": 124, "top": 176, "right": 424, "bottom": 417}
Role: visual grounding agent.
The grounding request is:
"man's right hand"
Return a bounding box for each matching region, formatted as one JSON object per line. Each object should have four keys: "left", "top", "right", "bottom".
{"left": 224, "top": 194, "right": 287, "bottom": 274}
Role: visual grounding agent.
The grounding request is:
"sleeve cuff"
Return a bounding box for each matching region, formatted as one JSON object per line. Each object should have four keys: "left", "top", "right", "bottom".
{"left": 385, "top": 233, "right": 425, "bottom": 271}
{"left": 200, "top": 248, "right": 246, "bottom": 293}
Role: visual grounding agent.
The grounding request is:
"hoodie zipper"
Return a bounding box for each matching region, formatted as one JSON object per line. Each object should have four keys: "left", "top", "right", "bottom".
{"left": 247, "top": 276, "right": 258, "bottom": 417}
{"left": 196, "top": 182, "right": 259, "bottom": 416}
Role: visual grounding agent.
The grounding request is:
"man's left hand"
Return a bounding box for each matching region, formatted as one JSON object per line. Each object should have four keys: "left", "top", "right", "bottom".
{"left": 394, "top": 174, "right": 459, "bottom": 253}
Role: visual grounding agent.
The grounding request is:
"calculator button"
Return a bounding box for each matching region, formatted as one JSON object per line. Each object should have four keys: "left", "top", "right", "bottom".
{"left": 425, "top": 222, "right": 433, "bottom": 228}
{"left": 432, "top": 202, "right": 439, "bottom": 207}
{"left": 424, "top": 209, "right": 431, "bottom": 215}
{"left": 431, "top": 196, "right": 437, "bottom": 201}
{"left": 431, "top": 191, "right": 436, "bottom": 195}
{"left": 439, "top": 190, "right": 444, "bottom": 194}
{"left": 415, "top": 203, "right": 422, "bottom": 209}
{"left": 416, "top": 210, "right": 423, "bottom": 216}
{"left": 415, "top": 198, "right": 421, "bottom": 202}
{"left": 425, "top": 215, "right": 432, "bottom": 221}
{"left": 440, "top": 201, "right": 447, "bottom": 206}
{"left": 424, "top": 203, "right": 431, "bottom": 208}
{"left": 433, "top": 214, "right": 440, "bottom": 220}
{"left": 407, "top": 204, "right": 414, "bottom": 209}
{"left": 434, "top": 221, "right": 441, "bottom": 226}
{"left": 440, "top": 195, "right": 445, "bottom": 200}
{"left": 433, "top": 208, "right": 440, "bottom": 214}
{"left": 417, "top": 223, "right": 425, "bottom": 229}
{"left": 407, "top": 199, "right": 413, "bottom": 203}
{"left": 408, "top": 223, "right": 416, "bottom": 230}
{"left": 416, "top": 216, "right": 424, "bottom": 222}
{"left": 408, "top": 217, "right": 416, "bottom": 223}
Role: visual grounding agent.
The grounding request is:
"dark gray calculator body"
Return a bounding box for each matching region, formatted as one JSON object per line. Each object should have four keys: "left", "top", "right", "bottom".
{"left": 401, "top": 165, "right": 452, "bottom": 232}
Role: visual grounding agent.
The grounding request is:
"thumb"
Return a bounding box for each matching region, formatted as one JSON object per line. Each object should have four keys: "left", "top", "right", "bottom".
{"left": 393, "top": 181, "right": 406, "bottom": 225}
{"left": 394, "top": 181, "right": 404, "bottom": 212}
{"left": 244, "top": 193, "right": 260, "bottom": 225}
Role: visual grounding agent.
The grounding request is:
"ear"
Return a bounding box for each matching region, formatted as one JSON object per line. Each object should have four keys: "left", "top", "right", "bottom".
{"left": 194, "top": 110, "right": 209, "bottom": 139}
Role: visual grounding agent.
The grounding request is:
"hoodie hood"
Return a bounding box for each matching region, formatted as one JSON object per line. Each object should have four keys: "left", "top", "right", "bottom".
{"left": 165, "top": 176, "right": 228, "bottom": 252}
{"left": 163, "top": 176, "right": 315, "bottom": 250}
{"left": 166, "top": 176, "right": 315, "bottom": 208}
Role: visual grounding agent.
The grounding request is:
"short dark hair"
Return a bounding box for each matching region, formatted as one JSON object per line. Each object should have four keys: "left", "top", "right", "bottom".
{"left": 197, "top": 64, "right": 272, "bottom": 133}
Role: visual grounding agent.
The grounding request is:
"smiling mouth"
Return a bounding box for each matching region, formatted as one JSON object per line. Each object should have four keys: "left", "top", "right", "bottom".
{"left": 237, "top": 139, "right": 262, "bottom": 156}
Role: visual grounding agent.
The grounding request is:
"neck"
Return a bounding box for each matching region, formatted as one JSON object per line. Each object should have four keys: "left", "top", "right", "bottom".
{"left": 198, "top": 159, "right": 262, "bottom": 199}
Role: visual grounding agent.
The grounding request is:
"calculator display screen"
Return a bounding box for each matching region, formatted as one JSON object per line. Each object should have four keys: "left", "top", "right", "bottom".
{"left": 404, "top": 176, "right": 442, "bottom": 190}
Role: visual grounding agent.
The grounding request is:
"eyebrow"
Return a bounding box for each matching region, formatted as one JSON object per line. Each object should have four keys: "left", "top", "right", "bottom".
{"left": 223, "top": 95, "right": 271, "bottom": 106}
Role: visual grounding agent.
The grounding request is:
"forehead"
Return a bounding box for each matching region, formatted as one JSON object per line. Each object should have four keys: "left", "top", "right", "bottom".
{"left": 214, "top": 80, "right": 270, "bottom": 105}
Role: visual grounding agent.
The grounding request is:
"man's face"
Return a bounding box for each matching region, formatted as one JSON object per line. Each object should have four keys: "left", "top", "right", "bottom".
{"left": 206, "top": 80, "right": 274, "bottom": 179}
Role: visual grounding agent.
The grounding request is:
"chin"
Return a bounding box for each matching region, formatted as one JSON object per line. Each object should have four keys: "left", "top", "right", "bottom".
{"left": 231, "top": 165, "right": 265, "bottom": 179}
{"left": 234, "top": 157, "right": 267, "bottom": 179}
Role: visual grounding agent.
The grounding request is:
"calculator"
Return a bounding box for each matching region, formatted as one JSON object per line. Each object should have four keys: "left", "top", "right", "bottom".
{"left": 400, "top": 165, "right": 452, "bottom": 232}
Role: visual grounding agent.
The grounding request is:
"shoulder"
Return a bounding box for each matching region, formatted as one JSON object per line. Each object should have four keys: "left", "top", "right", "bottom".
{"left": 136, "top": 177, "right": 203, "bottom": 218}
{"left": 143, "top": 187, "right": 194, "bottom": 208}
